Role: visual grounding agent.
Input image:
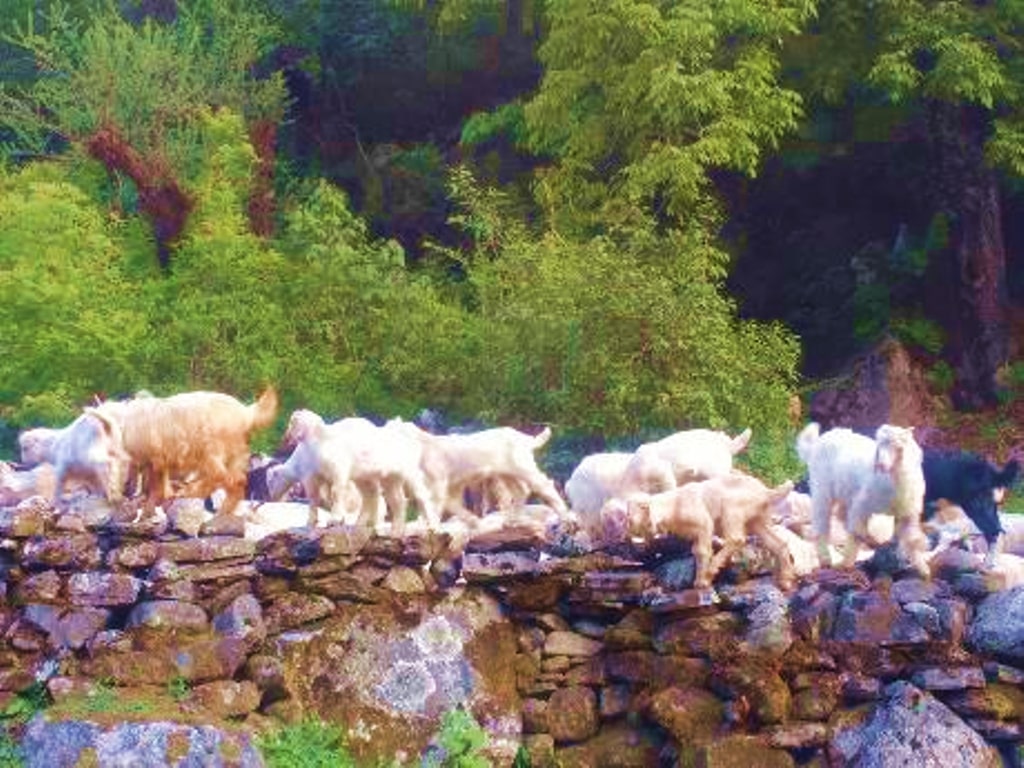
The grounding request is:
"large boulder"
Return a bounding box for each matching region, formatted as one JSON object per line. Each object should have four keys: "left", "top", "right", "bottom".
{"left": 828, "top": 681, "right": 1002, "bottom": 767}
{"left": 20, "top": 717, "right": 263, "bottom": 768}
{"left": 967, "top": 584, "right": 1024, "bottom": 663}
{"left": 278, "top": 585, "right": 520, "bottom": 765}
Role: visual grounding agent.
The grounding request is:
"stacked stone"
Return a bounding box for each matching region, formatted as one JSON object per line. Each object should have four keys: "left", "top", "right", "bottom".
{"left": 461, "top": 533, "right": 1024, "bottom": 767}
{"left": 0, "top": 495, "right": 1021, "bottom": 767}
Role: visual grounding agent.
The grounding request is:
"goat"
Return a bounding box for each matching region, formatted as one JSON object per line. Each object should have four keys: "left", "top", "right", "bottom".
{"left": 565, "top": 452, "right": 635, "bottom": 515}
{"left": 51, "top": 407, "right": 131, "bottom": 508}
{"left": 921, "top": 449, "right": 1019, "bottom": 566}
{"left": 602, "top": 474, "right": 795, "bottom": 589}
{"left": 617, "top": 427, "right": 753, "bottom": 497}
{"left": 798, "top": 422, "right": 929, "bottom": 577}
{"left": 97, "top": 387, "right": 278, "bottom": 515}
{"left": 18, "top": 427, "right": 60, "bottom": 466}
{"left": 390, "top": 420, "right": 566, "bottom": 525}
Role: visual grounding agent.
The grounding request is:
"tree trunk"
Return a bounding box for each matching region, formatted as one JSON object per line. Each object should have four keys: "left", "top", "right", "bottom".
{"left": 924, "top": 102, "right": 1010, "bottom": 410}
{"left": 248, "top": 119, "right": 278, "bottom": 238}
{"left": 85, "top": 124, "right": 192, "bottom": 269}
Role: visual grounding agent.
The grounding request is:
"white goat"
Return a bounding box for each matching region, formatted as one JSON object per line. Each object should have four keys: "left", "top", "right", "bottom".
{"left": 390, "top": 420, "right": 566, "bottom": 525}
{"left": 51, "top": 408, "right": 131, "bottom": 508}
{"left": 618, "top": 427, "right": 753, "bottom": 497}
{"left": 565, "top": 452, "right": 634, "bottom": 515}
{"left": 267, "top": 435, "right": 356, "bottom": 529}
{"left": 601, "top": 473, "right": 795, "bottom": 590}
{"left": 271, "top": 415, "right": 439, "bottom": 535}
{"left": 797, "top": 422, "right": 929, "bottom": 577}
{"left": 18, "top": 427, "right": 60, "bottom": 466}
{"left": 1, "top": 461, "right": 57, "bottom": 507}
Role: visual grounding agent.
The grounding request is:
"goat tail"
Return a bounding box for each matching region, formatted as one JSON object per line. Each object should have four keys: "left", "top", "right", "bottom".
{"left": 795, "top": 422, "right": 820, "bottom": 465}
{"left": 730, "top": 427, "right": 753, "bottom": 455}
{"left": 532, "top": 426, "right": 553, "bottom": 449}
{"left": 249, "top": 386, "right": 279, "bottom": 431}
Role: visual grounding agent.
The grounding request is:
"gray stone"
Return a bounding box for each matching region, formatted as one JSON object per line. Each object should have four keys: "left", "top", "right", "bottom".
{"left": 967, "top": 584, "right": 1024, "bottom": 662}
{"left": 212, "top": 593, "right": 266, "bottom": 650}
{"left": 126, "top": 600, "right": 209, "bottom": 632}
{"left": 67, "top": 572, "right": 143, "bottom": 607}
{"left": 828, "top": 681, "right": 1002, "bottom": 767}
{"left": 21, "top": 716, "right": 263, "bottom": 768}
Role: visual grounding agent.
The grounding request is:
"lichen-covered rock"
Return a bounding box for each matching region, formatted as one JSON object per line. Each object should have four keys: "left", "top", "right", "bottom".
{"left": 212, "top": 593, "right": 266, "bottom": 651}
{"left": 68, "top": 572, "right": 143, "bottom": 607}
{"left": 546, "top": 686, "right": 598, "bottom": 744}
{"left": 127, "top": 600, "right": 209, "bottom": 634}
{"left": 555, "top": 722, "right": 663, "bottom": 767}
{"left": 688, "top": 733, "right": 796, "bottom": 768}
{"left": 544, "top": 630, "right": 602, "bottom": 658}
{"left": 647, "top": 686, "right": 723, "bottom": 746}
{"left": 652, "top": 612, "right": 742, "bottom": 658}
{"left": 184, "top": 679, "right": 261, "bottom": 718}
{"left": 159, "top": 536, "right": 255, "bottom": 564}
{"left": 20, "top": 716, "right": 263, "bottom": 768}
{"left": 17, "top": 570, "right": 63, "bottom": 603}
{"left": 280, "top": 586, "right": 520, "bottom": 766}
{"left": 967, "top": 584, "right": 1024, "bottom": 663}
{"left": 711, "top": 659, "right": 791, "bottom": 726}
{"left": 262, "top": 593, "right": 334, "bottom": 634}
{"left": 23, "top": 604, "right": 109, "bottom": 650}
{"left": 828, "top": 681, "right": 1002, "bottom": 767}
{"left": 23, "top": 534, "right": 102, "bottom": 570}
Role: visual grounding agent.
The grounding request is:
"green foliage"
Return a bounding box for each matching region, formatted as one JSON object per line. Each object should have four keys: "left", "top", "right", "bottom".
{"left": 891, "top": 313, "right": 944, "bottom": 356}
{"left": 0, "top": 731, "right": 23, "bottom": 768}
{"left": 524, "top": 0, "right": 815, "bottom": 233}
{"left": 460, "top": 103, "right": 529, "bottom": 149}
{"left": 0, "top": 159, "right": 149, "bottom": 425}
{"left": 166, "top": 674, "right": 191, "bottom": 703}
{"left": 156, "top": 108, "right": 292, "bottom": 393}
{"left": 734, "top": 428, "right": 805, "bottom": 487}
{"left": 799, "top": 0, "right": 1024, "bottom": 175}
{"left": 0, "top": 680, "right": 52, "bottom": 765}
{"left": 424, "top": 707, "right": 490, "bottom": 768}
{"left": 927, "top": 360, "right": 955, "bottom": 394}
{"left": 257, "top": 718, "right": 357, "bottom": 768}
{"left": 448, "top": 167, "right": 801, "bottom": 437}
{"left": 512, "top": 745, "right": 531, "bottom": 768}
{"left": 3, "top": 0, "right": 287, "bottom": 169}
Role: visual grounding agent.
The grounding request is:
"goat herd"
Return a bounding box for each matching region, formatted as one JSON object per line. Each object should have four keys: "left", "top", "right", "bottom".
{"left": 1, "top": 386, "right": 1020, "bottom": 592}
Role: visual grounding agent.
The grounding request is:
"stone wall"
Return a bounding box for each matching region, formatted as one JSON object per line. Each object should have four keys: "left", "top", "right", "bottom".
{"left": 0, "top": 497, "right": 1022, "bottom": 767}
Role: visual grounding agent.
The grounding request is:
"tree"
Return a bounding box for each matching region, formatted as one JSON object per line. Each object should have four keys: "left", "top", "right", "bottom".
{"left": 791, "top": 0, "right": 1024, "bottom": 407}
{"left": 522, "top": 0, "right": 815, "bottom": 236}
{"left": 2, "top": 0, "right": 288, "bottom": 263}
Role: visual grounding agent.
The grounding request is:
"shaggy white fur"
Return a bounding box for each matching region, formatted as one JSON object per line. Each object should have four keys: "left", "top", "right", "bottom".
{"left": 600, "top": 473, "right": 796, "bottom": 590}
{"left": 51, "top": 408, "right": 130, "bottom": 508}
{"left": 565, "top": 452, "right": 634, "bottom": 515}
{"left": 18, "top": 427, "right": 60, "bottom": 466}
{"left": 797, "top": 422, "right": 929, "bottom": 577}
{"left": 390, "top": 420, "right": 566, "bottom": 525}
{"left": 618, "top": 427, "right": 753, "bottom": 497}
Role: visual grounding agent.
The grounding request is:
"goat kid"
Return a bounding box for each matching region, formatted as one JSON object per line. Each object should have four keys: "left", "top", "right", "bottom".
{"left": 798, "top": 422, "right": 929, "bottom": 578}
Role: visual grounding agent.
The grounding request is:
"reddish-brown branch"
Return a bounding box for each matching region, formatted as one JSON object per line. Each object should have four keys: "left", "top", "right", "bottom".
{"left": 85, "top": 125, "right": 192, "bottom": 268}
{"left": 248, "top": 119, "right": 278, "bottom": 238}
